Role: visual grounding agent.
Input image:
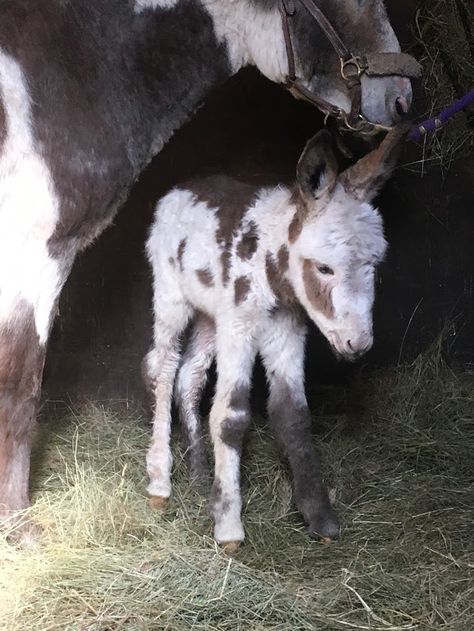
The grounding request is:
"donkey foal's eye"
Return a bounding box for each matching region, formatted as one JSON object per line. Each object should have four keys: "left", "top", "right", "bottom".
{"left": 317, "top": 264, "right": 334, "bottom": 275}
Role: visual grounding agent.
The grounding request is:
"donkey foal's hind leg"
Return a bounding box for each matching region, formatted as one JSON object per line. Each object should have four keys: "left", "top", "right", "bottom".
{"left": 145, "top": 305, "right": 190, "bottom": 508}
{"left": 175, "top": 313, "right": 215, "bottom": 491}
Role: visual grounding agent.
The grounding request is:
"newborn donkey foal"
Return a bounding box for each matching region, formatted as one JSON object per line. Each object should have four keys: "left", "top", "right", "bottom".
{"left": 144, "top": 127, "right": 406, "bottom": 547}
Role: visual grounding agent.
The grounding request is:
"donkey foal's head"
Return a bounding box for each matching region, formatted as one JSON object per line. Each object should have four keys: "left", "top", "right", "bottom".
{"left": 288, "top": 125, "right": 407, "bottom": 359}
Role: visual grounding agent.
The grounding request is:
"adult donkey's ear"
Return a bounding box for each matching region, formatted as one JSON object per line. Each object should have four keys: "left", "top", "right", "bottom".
{"left": 297, "top": 130, "right": 338, "bottom": 208}
{"left": 339, "top": 123, "right": 410, "bottom": 202}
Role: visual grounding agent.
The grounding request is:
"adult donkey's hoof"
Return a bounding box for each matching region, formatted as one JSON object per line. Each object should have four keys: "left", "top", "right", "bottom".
{"left": 149, "top": 495, "right": 169, "bottom": 510}
{"left": 1, "top": 512, "right": 43, "bottom": 548}
{"left": 307, "top": 511, "right": 341, "bottom": 542}
{"left": 11, "top": 521, "right": 43, "bottom": 548}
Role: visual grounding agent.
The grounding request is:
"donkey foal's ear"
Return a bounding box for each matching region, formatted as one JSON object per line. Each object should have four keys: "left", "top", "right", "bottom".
{"left": 339, "top": 122, "right": 410, "bottom": 202}
{"left": 297, "top": 130, "right": 338, "bottom": 206}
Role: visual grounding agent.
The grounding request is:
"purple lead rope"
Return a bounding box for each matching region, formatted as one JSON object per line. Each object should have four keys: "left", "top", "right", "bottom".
{"left": 408, "top": 88, "right": 474, "bottom": 142}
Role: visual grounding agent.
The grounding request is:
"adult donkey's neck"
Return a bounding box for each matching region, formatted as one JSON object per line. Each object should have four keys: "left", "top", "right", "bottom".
{"left": 133, "top": 1, "right": 286, "bottom": 156}
{"left": 1, "top": 0, "right": 274, "bottom": 244}
{"left": 131, "top": 1, "right": 238, "bottom": 164}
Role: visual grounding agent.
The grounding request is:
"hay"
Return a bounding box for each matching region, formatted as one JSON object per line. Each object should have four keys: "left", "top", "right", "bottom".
{"left": 408, "top": 0, "right": 474, "bottom": 173}
{"left": 1, "top": 348, "right": 473, "bottom": 630}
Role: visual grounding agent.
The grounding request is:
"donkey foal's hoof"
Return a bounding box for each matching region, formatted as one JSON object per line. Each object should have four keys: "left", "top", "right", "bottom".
{"left": 220, "top": 540, "right": 241, "bottom": 553}
{"left": 149, "top": 495, "right": 169, "bottom": 510}
{"left": 308, "top": 511, "right": 341, "bottom": 542}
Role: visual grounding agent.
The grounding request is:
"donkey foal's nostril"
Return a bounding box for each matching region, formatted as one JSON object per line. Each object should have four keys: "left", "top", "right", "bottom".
{"left": 395, "top": 96, "right": 409, "bottom": 117}
{"left": 347, "top": 340, "right": 353, "bottom": 350}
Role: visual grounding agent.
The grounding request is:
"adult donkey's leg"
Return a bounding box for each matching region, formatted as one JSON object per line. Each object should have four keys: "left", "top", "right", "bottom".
{"left": 0, "top": 50, "right": 78, "bottom": 532}
{"left": 259, "top": 309, "right": 340, "bottom": 541}
{"left": 0, "top": 240, "right": 76, "bottom": 531}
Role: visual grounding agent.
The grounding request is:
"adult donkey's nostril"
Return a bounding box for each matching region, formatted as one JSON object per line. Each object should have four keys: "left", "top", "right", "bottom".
{"left": 347, "top": 339, "right": 353, "bottom": 350}
{"left": 395, "top": 96, "right": 409, "bottom": 117}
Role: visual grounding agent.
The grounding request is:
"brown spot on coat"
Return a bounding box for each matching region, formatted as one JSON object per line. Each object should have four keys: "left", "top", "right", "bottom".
{"left": 220, "top": 417, "right": 249, "bottom": 454}
{"left": 288, "top": 211, "right": 303, "bottom": 244}
{"left": 177, "top": 238, "right": 187, "bottom": 271}
{"left": 220, "top": 250, "right": 232, "bottom": 286}
{"left": 229, "top": 384, "right": 248, "bottom": 414}
{"left": 277, "top": 244, "right": 289, "bottom": 272}
{"left": 302, "top": 258, "right": 334, "bottom": 319}
{"left": 219, "top": 384, "right": 250, "bottom": 454}
{"left": 195, "top": 267, "right": 214, "bottom": 287}
{"left": 209, "top": 478, "right": 231, "bottom": 517}
{"left": 265, "top": 251, "right": 297, "bottom": 307}
{"left": 234, "top": 276, "right": 251, "bottom": 306}
{"left": 236, "top": 221, "right": 259, "bottom": 260}
{"left": 185, "top": 176, "right": 258, "bottom": 285}
{"left": 288, "top": 188, "right": 305, "bottom": 244}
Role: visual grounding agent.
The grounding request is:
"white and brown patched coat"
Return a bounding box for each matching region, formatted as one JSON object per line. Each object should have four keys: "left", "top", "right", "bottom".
{"left": 145, "top": 125, "right": 406, "bottom": 548}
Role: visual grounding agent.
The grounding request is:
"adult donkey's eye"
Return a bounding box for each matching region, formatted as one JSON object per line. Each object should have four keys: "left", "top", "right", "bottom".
{"left": 317, "top": 264, "right": 334, "bottom": 275}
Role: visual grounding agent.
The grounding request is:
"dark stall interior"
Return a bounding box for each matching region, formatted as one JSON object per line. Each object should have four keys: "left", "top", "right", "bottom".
{"left": 43, "top": 2, "right": 474, "bottom": 409}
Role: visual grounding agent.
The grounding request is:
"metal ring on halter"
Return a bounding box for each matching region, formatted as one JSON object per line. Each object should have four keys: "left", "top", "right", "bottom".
{"left": 340, "top": 55, "right": 368, "bottom": 81}
{"left": 339, "top": 111, "right": 392, "bottom": 135}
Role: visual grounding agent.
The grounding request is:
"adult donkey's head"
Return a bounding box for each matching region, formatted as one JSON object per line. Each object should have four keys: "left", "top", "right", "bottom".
{"left": 201, "top": 0, "right": 418, "bottom": 128}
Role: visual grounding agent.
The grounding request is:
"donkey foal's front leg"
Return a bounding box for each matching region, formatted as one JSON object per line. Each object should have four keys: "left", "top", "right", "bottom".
{"left": 209, "top": 328, "right": 254, "bottom": 548}
{"left": 260, "top": 310, "right": 340, "bottom": 541}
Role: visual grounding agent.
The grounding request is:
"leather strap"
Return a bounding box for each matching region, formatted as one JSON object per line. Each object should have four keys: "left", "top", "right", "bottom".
{"left": 280, "top": 1, "right": 296, "bottom": 82}
{"left": 298, "top": 0, "right": 351, "bottom": 61}
{"left": 287, "top": 79, "right": 343, "bottom": 119}
{"left": 279, "top": 0, "right": 422, "bottom": 134}
{"left": 363, "top": 52, "right": 422, "bottom": 78}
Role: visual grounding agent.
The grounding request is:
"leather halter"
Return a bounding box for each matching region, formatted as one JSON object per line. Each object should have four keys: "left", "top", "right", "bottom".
{"left": 279, "top": 0, "right": 422, "bottom": 135}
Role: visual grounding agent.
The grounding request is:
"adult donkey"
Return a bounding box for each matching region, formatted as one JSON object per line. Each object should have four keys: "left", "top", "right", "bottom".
{"left": 0, "top": 0, "right": 417, "bottom": 535}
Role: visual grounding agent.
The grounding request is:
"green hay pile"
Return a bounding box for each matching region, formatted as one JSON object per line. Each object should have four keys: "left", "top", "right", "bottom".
{"left": 410, "top": 0, "right": 474, "bottom": 173}
{"left": 1, "top": 349, "right": 473, "bottom": 630}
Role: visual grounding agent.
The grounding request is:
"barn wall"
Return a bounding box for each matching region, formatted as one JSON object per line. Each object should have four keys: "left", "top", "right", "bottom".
{"left": 43, "top": 2, "right": 474, "bottom": 406}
